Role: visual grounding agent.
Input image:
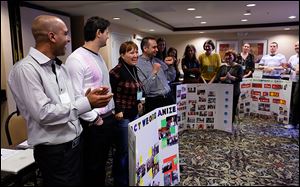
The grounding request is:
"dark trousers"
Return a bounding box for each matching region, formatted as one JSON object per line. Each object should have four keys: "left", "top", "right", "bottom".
{"left": 33, "top": 136, "right": 83, "bottom": 186}
{"left": 291, "top": 81, "right": 299, "bottom": 126}
{"left": 82, "top": 115, "right": 116, "bottom": 186}
{"left": 233, "top": 94, "right": 240, "bottom": 123}
{"left": 290, "top": 82, "right": 297, "bottom": 125}
{"left": 145, "top": 92, "right": 175, "bottom": 113}
{"left": 112, "top": 116, "right": 138, "bottom": 186}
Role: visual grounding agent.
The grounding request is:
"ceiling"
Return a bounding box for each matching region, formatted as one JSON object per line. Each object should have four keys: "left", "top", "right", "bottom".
{"left": 24, "top": 1, "right": 299, "bottom": 35}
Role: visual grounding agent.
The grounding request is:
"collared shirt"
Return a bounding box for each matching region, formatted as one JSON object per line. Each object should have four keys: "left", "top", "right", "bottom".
{"left": 259, "top": 53, "right": 286, "bottom": 77}
{"left": 65, "top": 47, "right": 114, "bottom": 121}
{"left": 288, "top": 54, "right": 299, "bottom": 82}
{"left": 8, "top": 47, "right": 91, "bottom": 146}
{"left": 137, "top": 55, "right": 175, "bottom": 97}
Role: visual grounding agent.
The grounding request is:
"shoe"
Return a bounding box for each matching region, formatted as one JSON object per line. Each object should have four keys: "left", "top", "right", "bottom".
{"left": 284, "top": 124, "right": 294, "bottom": 129}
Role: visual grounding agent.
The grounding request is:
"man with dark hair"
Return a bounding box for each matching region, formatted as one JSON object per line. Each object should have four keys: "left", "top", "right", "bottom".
{"left": 8, "top": 15, "right": 113, "bottom": 186}
{"left": 66, "top": 16, "right": 116, "bottom": 186}
{"left": 137, "top": 37, "right": 176, "bottom": 113}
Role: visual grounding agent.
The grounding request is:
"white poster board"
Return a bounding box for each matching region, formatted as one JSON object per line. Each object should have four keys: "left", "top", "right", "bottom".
{"left": 128, "top": 104, "right": 180, "bottom": 186}
{"left": 239, "top": 78, "right": 292, "bottom": 124}
{"left": 176, "top": 84, "right": 233, "bottom": 133}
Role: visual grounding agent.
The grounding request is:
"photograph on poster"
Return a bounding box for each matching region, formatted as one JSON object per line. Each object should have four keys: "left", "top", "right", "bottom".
{"left": 207, "top": 105, "right": 216, "bottom": 109}
{"left": 197, "top": 118, "right": 205, "bottom": 123}
{"left": 216, "top": 40, "right": 239, "bottom": 60}
{"left": 208, "top": 91, "right": 216, "bottom": 97}
{"left": 188, "top": 87, "right": 196, "bottom": 93}
{"left": 208, "top": 98, "right": 216, "bottom": 103}
{"left": 146, "top": 157, "right": 154, "bottom": 172}
{"left": 153, "top": 143, "right": 159, "bottom": 156}
{"left": 198, "top": 105, "right": 206, "bottom": 110}
{"left": 158, "top": 127, "right": 170, "bottom": 140}
{"left": 206, "top": 124, "right": 215, "bottom": 129}
{"left": 176, "top": 90, "right": 181, "bottom": 98}
{"left": 206, "top": 118, "right": 214, "bottom": 123}
{"left": 199, "top": 111, "right": 207, "bottom": 116}
{"left": 162, "top": 161, "right": 173, "bottom": 173}
{"left": 242, "top": 40, "right": 268, "bottom": 63}
{"left": 197, "top": 89, "right": 206, "bottom": 95}
{"left": 172, "top": 170, "right": 179, "bottom": 184}
{"left": 164, "top": 173, "right": 171, "bottom": 186}
{"left": 199, "top": 96, "right": 206, "bottom": 102}
{"left": 197, "top": 124, "right": 204, "bottom": 129}
{"left": 167, "top": 135, "right": 178, "bottom": 146}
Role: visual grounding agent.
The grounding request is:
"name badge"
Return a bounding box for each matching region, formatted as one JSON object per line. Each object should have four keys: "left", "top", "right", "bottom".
{"left": 242, "top": 65, "right": 246, "bottom": 70}
{"left": 137, "top": 91, "right": 143, "bottom": 101}
{"left": 59, "top": 92, "right": 71, "bottom": 104}
{"left": 207, "top": 66, "right": 213, "bottom": 72}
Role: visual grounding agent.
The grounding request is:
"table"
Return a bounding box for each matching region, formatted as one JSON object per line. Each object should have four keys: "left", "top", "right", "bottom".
{"left": 1, "top": 148, "right": 37, "bottom": 186}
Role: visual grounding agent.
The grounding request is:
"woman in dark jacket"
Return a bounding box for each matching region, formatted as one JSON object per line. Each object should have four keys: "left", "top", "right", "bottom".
{"left": 109, "top": 41, "right": 143, "bottom": 186}
{"left": 215, "top": 50, "right": 243, "bottom": 123}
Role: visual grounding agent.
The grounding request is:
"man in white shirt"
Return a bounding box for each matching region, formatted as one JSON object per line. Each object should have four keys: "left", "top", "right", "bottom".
{"left": 258, "top": 42, "right": 286, "bottom": 79}
{"left": 65, "top": 16, "right": 116, "bottom": 186}
{"left": 284, "top": 41, "right": 299, "bottom": 129}
{"left": 8, "top": 15, "right": 112, "bottom": 186}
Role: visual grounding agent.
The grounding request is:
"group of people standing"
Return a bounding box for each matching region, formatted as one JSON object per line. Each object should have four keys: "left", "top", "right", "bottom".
{"left": 7, "top": 14, "right": 298, "bottom": 187}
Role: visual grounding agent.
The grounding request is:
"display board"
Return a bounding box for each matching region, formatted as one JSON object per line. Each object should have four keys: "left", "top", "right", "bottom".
{"left": 128, "top": 104, "right": 180, "bottom": 186}
{"left": 176, "top": 84, "right": 233, "bottom": 133}
{"left": 239, "top": 78, "right": 292, "bottom": 124}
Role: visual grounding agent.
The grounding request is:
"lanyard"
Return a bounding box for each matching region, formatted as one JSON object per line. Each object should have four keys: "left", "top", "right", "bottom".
{"left": 123, "top": 62, "right": 141, "bottom": 91}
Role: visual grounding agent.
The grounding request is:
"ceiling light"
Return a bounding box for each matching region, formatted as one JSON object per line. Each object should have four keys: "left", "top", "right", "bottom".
{"left": 187, "top": 8, "right": 196, "bottom": 11}
{"left": 246, "top": 4, "right": 256, "bottom": 7}
{"left": 195, "top": 16, "right": 202, "bottom": 19}
{"left": 149, "top": 29, "right": 155, "bottom": 32}
{"left": 288, "top": 16, "right": 296, "bottom": 19}
{"left": 201, "top": 21, "right": 207, "bottom": 24}
{"left": 244, "top": 10, "right": 251, "bottom": 16}
{"left": 199, "top": 32, "right": 204, "bottom": 34}
{"left": 113, "top": 17, "right": 120, "bottom": 20}
{"left": 284, "top": 28, "right": 291, "bottom": 30}
{"left": 241, "top": 19, "right": 248, "bottom": 22}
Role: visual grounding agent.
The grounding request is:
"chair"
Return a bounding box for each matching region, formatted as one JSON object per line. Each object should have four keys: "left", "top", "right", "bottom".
{"left": 5, "top": 110, "right": 28, "bottom": 147}
{"left": 3, "top": 111, "right": 39, "bottom": 186}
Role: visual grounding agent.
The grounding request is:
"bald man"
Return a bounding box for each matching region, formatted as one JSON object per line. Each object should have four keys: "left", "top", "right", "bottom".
{"left": 8, "top": 15, "right": 113, "bottom": 186}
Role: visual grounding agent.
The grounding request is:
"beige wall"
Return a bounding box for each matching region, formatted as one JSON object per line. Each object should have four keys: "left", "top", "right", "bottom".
{"left": 163, "top": 31, "right": 299, "bottom": 72}
{"left": 1, "top": 1, "right": 15, "bottom": 147}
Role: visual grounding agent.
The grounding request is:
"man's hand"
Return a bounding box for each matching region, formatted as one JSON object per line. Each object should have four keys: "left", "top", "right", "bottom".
{"left": 152, "top": 63, "right": 161, "bottom": 75}
{"left": 164, "top": 56, "right": 174, "bottom": 65}
{"left": 115, "top": 112, "right": 123, "bottom": 120}
{"left": 86, "top": 88, "right": 113, "bottom": 108}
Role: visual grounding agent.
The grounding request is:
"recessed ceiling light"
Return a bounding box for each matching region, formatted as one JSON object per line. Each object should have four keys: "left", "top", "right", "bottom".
{"left": 149, "top": 29, "right": 155, "bottom": 32}
{"left": 113, "top": 17, "right": 120, "bottom": 20}
{"left": 201, "top": 21, "right": 207, "bottom": 24}
{"left": 241, "top": 19, "right": 248, "bottom": 22}
{"left": 244, "top": 13, "right": 251, "bottom": 16}
{"left": 246, "top": 4, "right": 256, "bottom": 7}
{"left": 195, "top": 16, "right": 202, "bottom": 19}
{"left": 288, "top": 16, "right": 296, "bottom": 19}
{"left": 199, "top": 32, "right": 205, "bottom": 34}
{"left": 187, "top": 8, "right": 196, "bottom": 11}
{"left": 284, "top": 28, "right": 291, "bottom": 30}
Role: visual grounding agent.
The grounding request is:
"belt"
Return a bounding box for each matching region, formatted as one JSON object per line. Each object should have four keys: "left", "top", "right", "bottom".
{"left": 100, "top": 110, "right": 114, "bottom": 119}
{"left": 34, "top": 136, "right": 81, "bottom": 150}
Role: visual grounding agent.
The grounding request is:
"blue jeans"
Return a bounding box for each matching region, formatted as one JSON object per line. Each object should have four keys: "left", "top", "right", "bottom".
{"left": 113, "top": 116, "right": 138, "bottom": 186}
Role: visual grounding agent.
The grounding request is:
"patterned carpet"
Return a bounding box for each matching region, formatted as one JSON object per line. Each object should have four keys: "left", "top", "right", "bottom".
{"left": 178, "top": 116, "right": 299, "bottom": 186}
{"left": 2, "top": 117, "right": 298, "bottom": 186}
